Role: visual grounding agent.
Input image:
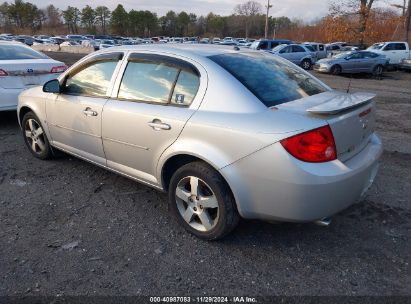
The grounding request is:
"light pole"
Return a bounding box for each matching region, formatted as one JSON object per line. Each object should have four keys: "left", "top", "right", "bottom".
{"left": 265, "top": 0, "right": 272, "bottom": 39}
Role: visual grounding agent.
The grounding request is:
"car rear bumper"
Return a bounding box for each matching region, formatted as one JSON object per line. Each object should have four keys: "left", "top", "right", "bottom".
{"left": 220, "top": 133, "right": 383, "bottom": 222}
{"left": 0, "top": 87, "right": 24, "bottom": 111}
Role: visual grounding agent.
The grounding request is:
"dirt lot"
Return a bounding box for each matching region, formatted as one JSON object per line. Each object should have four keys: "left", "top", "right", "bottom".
{"left": 0, "top": 52, "right": 410, "bottom": 297}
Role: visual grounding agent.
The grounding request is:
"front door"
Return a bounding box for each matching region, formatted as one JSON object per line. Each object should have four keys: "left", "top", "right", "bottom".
{"left": 102, "top": 53, "right": 203, "bottom": 186}
{"left": 47, "top": 52, "right": 123, "bottom": 165}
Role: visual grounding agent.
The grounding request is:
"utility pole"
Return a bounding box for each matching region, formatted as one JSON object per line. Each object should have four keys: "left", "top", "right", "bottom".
{"left": 405, "top": 0, "right": 411, "bottom": 43}
{"left": 265, "top": 0, "right": 272, "bottom": 39}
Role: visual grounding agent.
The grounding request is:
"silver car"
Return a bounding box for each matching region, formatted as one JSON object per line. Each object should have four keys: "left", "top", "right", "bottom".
{"left": 314, "top": 51, "right": 388, "bottom": 75}
{"left": 270, "top": 44, "right": 316, "bottom": 70}
{"left": 17, "top": 45, "right": 382, "bottom": 240}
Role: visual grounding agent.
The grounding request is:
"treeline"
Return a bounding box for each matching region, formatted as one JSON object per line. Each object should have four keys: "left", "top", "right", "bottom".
{"left": 0, "top": 0, "right": 409, "bottom": 44}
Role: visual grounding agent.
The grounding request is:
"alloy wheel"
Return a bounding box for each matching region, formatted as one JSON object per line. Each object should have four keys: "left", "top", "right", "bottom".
{"left": 25, "top": 118, "right": 46, "bottom": 154}
{"left": 175, "top": 176, "right": 219, "bottom": 232}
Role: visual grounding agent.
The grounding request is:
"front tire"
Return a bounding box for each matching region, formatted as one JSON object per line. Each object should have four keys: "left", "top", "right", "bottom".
{"left": 168, "top": 161, "right": 240, "bottom": 240}
{"left": 22, "top": 112, "right": 53, "bottom": 160}
{"left": 373, "top": 65, "right": 383, "bottom": 77}
{"left": 331, "top": 65, "right": 342, "bottom": 75}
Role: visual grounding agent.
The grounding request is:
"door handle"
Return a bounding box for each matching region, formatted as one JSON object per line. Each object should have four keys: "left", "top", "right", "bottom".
{"left": 83, "top": 107, "right": 98, "bottom": 117}
{"left": 148, "top": 119, "right": 171, "bottom": 131}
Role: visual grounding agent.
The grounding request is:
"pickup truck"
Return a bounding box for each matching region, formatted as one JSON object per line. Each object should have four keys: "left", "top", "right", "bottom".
{"left": 367, "top": 41, "right": 411, "bottom": 65}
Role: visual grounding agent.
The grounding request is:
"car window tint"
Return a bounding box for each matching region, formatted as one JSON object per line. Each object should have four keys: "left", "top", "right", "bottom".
{"left": 64, "top": 60, "right": 118, "bottom": 96}
{"left": 280, "top": 46, "right": 291, "bottom": 53}
{"left": 259, "top": 41, "right": 269, "bottom": 50}
{"left": 319, "top": 45, "right": 325, "bottom": 51}
{"left": 349, "top": 52, "right": 363, "bottom": 59}
{"left": 118, "top": 61, "right": 179, "bottom": 103}
{"left": 384, "top": 44, "right": 395, "bottom": 51}
{"left": 363, "top": 52, "right": 378, "bottom": 59}
{"left": 0, "top": 44, "right": 48, "bottom": 60}
{"left": 171, "top": 70, "right": 200, "bottom": 106}
{"left": 210, "top": 52, "right": 328, "bottom": 107}
{"left": 395, "top": 43, "right": 406, "bottom": 50}
{"left": 292, "top": 45, "right": 306, "bottom": 53}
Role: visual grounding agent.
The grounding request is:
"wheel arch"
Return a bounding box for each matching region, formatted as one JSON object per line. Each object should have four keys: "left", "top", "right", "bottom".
{"left": 18, "top": 106, "right": 34, "bottom": 128}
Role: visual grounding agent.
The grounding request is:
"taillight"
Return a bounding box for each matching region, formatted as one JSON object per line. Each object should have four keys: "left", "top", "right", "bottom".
{"left": 280, "top": 125, "right": 337, "bottom": 163}
{"left": 0, "top": 69, "right": 8, "bottom": 76}
{"left": 50, "top": 66, "right": 67, "bottom": 73}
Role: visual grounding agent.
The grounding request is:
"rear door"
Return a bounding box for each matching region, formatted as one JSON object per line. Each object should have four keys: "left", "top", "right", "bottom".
{"left": 102, "top": 53, "right": 206, "bottom": 185}
{"left": 382, "top": 43, "right": 408, "bottom": 64}
{"left": 47, "top": 52, "right": 123, "bottom": 165}
{"left": 291, "top": 45, "right": 307, "bottom": 65}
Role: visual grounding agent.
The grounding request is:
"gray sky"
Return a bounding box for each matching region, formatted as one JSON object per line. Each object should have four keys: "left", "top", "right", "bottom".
{"left": 29, "top": 0, "right": 396, "bottom": 21}
{"left": 29, "top": 0, "right": 331, "bottom": 21}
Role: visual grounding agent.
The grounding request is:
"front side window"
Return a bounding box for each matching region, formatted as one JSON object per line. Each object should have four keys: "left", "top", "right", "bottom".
{"left": 118, "top": 55, "right": 200, "bottom": 106}
{"left": 209, "top": 52, "right": 328, "bottom": 107}
{"left": 319, "top": 44, "right": 325, "bottom": 51}
{"left": 64, "top": 59, "right": 119, "bottom": 97}
{"left": 259, "top": 41, "right": 269, "bottom": 50}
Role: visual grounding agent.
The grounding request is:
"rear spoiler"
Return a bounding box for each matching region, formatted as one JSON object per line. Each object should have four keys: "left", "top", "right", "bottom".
{"left": 307, "top": 92, "right": 376, "bottom": 115}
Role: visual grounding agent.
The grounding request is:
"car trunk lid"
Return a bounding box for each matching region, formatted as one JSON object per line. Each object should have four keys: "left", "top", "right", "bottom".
{"left": 0, "top": 59, "right": 65, "bottom": 89}
{"left": 276, "top": 91, "right": 377, "bottom": 162}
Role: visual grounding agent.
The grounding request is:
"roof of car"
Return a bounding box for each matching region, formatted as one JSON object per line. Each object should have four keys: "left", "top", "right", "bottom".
{"left": 107, "top": 44, "right": 254, "bottom": 58}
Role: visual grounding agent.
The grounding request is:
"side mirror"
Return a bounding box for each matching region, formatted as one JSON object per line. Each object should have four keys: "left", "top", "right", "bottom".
{"left": 43, "top": 79, "right": 61, "bottom": 93}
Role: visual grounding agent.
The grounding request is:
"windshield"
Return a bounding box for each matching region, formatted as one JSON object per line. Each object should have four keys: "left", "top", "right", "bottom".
{"left": 369, "top": 43, "right": 384, "bottom": 50}
{"left": 0, "top": 44, "right": 49, "bottom": 60}
{"left": 209, "top": 52, "right": 328, "bottom": 107}
{"left": 305, "top": 45, "right": 315, "bottom": 52}
{"left": 272, "top": 45, "right": 284, "bottom": 52}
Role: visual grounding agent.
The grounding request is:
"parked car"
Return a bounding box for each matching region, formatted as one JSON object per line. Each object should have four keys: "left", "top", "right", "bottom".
{"left": 314, "top": 51, "right": 388, "bottom": 75}
{"left": 0, "top": 41, "right": 66, "bottom": 111}
{"left": 17, "top": 45, "right": 382, "bottom": 239}
{"left": 212, "top": 38, "right": 221, "bottom": 44}
{"left": 60, "top": 41, "right": 80, "bottom": 47}
{"left": 270, "top": 44, "right": 316, "bottom": 70}
{"left": 200, "top": 38, "right": 210, "bottom": 44}
{"left": 399, "top": 58, "right": 411, "bottom": 71}
{"left": 304, "top": 42, "right": 327, "bottom": 59}
{"left": 250, "top": 39, "right": 292, "bottom": 51}
{"left": 367, "top": 41, "right": 411, "bottom": 65}
{"left": 99, "top": 39, "right": 116, "bottom": 49}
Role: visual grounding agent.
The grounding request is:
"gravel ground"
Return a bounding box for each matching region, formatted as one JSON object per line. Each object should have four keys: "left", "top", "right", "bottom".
{"left": 0, "top": 52, "right": 410, "bottom": 297}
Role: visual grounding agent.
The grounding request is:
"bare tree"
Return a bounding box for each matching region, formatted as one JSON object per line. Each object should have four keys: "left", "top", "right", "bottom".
{"left": 234, "top": 1, "right": 262, "bottom": 38}
{"left": 329, "top": 0, "right": 377, "bottom": 45}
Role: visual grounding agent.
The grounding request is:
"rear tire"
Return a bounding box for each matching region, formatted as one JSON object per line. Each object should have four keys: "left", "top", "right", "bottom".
{"left": 301, "top": 59, "right": 312, "bottom": 70}
{"left": 168, "top": 161, "right": 240, "bottom": 240}
{"left": 331, "top": 65, "right": 342, "bottom": 75}
{"left": 22, "top": 112, "right": 53, "bottom": 160}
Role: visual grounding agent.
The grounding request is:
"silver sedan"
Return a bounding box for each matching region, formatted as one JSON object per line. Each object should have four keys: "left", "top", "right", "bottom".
{"left": 314, "top": 50, "right": 388, "bottom": 75}
{"left": 17, "top": 45, "right": 382, "bottom": 240}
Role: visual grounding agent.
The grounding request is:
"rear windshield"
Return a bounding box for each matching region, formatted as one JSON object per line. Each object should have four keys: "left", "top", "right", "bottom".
{"left": 0, "top": 44, "right": 48, "bottom": 60}
{"left": 209, "top": 52, "right": 328, "bottom": 107}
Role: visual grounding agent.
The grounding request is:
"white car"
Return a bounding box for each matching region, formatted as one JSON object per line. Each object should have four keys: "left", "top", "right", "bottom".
{"left": 0, "top": 41, "right": 66, "bottom": 111}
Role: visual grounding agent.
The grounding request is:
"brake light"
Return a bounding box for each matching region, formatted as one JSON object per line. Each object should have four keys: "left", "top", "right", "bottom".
{"left": 50, "top": 66, "right": 67, "bottom": 73}
{"left": 0, "top": 69, "right": 8, "bottom": 76}
{"left": 280, "top": 125, "right": 337, "bottom": 163}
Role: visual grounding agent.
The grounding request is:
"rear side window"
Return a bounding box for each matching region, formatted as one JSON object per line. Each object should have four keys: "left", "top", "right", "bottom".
{"left": 118, "top": 54, "right": 200, "bottom": 106}
{"left": 292, "top": 45, "right": 306, "bottom": 53}
{"left": 209, "top": 52, "right": 328, "bottom": 107}
{"left": 0, "top": 44, "right": 48, "bottom": 60}
{"left": 118, "top": 61, "right": 178, "bottom": 103}
{"left": 319, "top": 44, "right": 325, "bottom": 51}
{"left": 395, "top": 43, "right": 406, "bottom": 50}
{"left": 259, "top": 41, "right": 269, "bottom": 50}
{"left": 171, "top": 70, "right": 200, "bottom": 106}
